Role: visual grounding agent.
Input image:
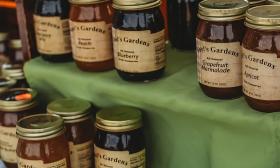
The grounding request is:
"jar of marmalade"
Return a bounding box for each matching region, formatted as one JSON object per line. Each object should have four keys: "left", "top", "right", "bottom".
{"left": 16, "top": 114, "right": 71, "bottom": 168}
{"left": 69, "top": 0, "right": 114, "bottom": 72}
{"left": 112, "top": 0, "right": 166, "bottom": 82}
{"left": 242, "top": 5, "right": 280, "bottom": 112}
{"left": 8, "top": 39, "right": 24, "bottom": 65}
{"left": 2, "top": 64, "right": 29, "bottom": 88}
{"left": 0, "top": 32, "right": 9, "bottom": 65}
{"left": 34, "top": 0, "right": 72, "bottom": 62}
{"left": 0, "top": 88, "right": 38, "bottom": 168}
{"left": 47, "top": 98, "right": 95, "bottom": 168}
{"left": 196, "top": 0, "right": 248, "bottom": 99}
{"left": 95, "top": 106, "right": 146, "bottom": 168}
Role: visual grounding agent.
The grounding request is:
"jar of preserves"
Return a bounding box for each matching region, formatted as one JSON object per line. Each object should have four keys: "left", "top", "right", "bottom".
{"left": 16, "top": 114, "right": 71, "bottom": 168}
{"left": 0, "top": 32, "right": 10, "bottom": 65}
{"left": 95, "top": 106, "right": 146, "bottom": 168}
{"left": 8, "top": 39, "right": 24, "bottom": 65}
{"left": 69, "top": 0, "right": 114, "bottom": 72}
{"left": 112, "top": 0, "right": 166, "bottom": 82}
{"left": 0, "top": 88, "right": 38, "bottom": 168}
{"left": 47, "top": 98, "right": 94, "bottom": 168}
{"left": 196, "top": 0, "right": 248, "bottom": 99}
{"left": 242, "top": 5, "right": 280, "bottom": 112}
{"left": 34, "top": 0, "right": 72, "bottom": 62}
{"left": 247, "top": 0, "right": 267, "bottom": 7}
{"left": 2, "top": 64, "right": 29, "bottom": 88}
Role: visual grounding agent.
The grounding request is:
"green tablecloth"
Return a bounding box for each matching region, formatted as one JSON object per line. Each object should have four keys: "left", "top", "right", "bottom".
{"left": 24, "top": 47, "right": 280, "bottom": 168}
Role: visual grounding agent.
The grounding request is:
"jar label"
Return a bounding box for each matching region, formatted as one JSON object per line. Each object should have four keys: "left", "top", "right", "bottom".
{"left": 242, "top": 47, "right": 280, "bottom": 100}
{"left": 18, "top": 157, "right": 68, "bottom": 168}
{"left": 70, "top": 21, "right": 113, "bottom": 62}
{"left": 0, "top": 126, "right": 17, "bottom": 163}
{"left": 112, "top": 28, "right": 166, "bottom": 73}
{"left": 33, "top": 15, "right": 72, "bottom": 55}
{"left": 196, "top": 38, "right": 242, "bottom": 88}
{"left": 94, "top": 145, "right": 145, "bottom": 168}
{"left": 69, "top": 141, "right": 94, "bottom": 168}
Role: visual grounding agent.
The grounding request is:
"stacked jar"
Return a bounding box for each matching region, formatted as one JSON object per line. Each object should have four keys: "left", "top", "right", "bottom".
{"left": 196, "top": 0, "right": 248, "bottom": 99}
{"left": 0, "top": 88, "right": 39, "bottom": 168}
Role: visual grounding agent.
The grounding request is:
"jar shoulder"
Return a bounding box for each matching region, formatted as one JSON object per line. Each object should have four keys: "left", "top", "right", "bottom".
{"left": 34, "top": 0, "right": 69, "bottom": 17}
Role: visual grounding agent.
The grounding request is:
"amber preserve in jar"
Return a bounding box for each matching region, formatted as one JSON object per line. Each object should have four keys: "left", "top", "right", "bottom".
{"left": 47, "top": 98, "right": 95, "bottom": 168}
{"left": 95, "top": 106, "right": 146, "bottom": 168}
{"left": 16, "top": 114, "right": 71, "bottom": 168}
{"left": 196, "top": 0, "right": 248, "bottom": 99}
{"left": 0, "top": 88, "right": 38, "bottom": 168}
{"left": 69, "top": 0, "right": 114, "bottom": 72}
{"left": 112, "top": 0, "right": 166, "bottom": 82}
{"left": 242, "top": 5, "right": 280, "bottom": 112}
{"left": 34, "top": 0, "right": 72, "bottom": 62}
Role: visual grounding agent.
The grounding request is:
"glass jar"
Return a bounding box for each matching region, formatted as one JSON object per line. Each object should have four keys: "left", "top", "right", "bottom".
{"left": 2, "top": 64, "right": 29, "bottom": 88}
{"left": 0, "top": 88, "right": 38, "bottom": 168}
{"left": 242, "top": 5, "right": 280, "bottom": 112}
{"left": 16, "top": 114, "right": 71, "bottom": 168}
{"left": 112, "top": 0, "right": 166, "bottom": 82}
{"left": 95, "top": 106, "right": 146, "bottom": 168}
{"left": 47, "top": 98, "right": 95, "bottom": 168}
{"left": 0, "top": 32, "right": 10, "bottom": 65}
{"left": 69, "top": 0, "right": 114, "bottom": 72}
{"left": 196, "top": 0, "right": 248, "bottom": 99}
{"left": 8, "top": 39, "right": 24, "bottom": 65}
{"left": 34, "top": 0, "right": 72, "bottom": 62}
{"left": 168, "top": 0, "right": 200, "bottom": 50}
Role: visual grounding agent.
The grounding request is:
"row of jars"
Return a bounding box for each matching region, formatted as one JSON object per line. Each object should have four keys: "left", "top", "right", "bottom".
{"left": 0, "top": 88, "right": 146, "bottom": 168}
{"left": 33, "top": 0, "right": 166, "bottom": 82}
{"left": 196, "top": 0, "right": 280, "bottom": 112}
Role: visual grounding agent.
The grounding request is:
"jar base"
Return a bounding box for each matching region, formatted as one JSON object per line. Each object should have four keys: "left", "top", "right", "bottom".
{"left": 199, "top": 83, "right": 242, "bottom": 99}
{"left": 41, "top": 53, "right": 73, "bottom": 63}
{"left": 244, "top": 95, "right": 280, "bottom": 112}
{"left": 75, "top": 59, "right": 114, "bottom": 72}
{"left": 117, "top": 68, "right": 165, "bottom": 82}
{"left": 3, "top": 161, "right": 17, "bottom": 168}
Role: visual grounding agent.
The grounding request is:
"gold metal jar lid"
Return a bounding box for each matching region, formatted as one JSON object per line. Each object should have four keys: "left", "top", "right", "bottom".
{"left": 0, "top": 32, "right": 8, "bottom": 42}
{"left": 16, "top": 114, "right": 65, "bottom": 140}
{"left": 267, "top": 0, "right": 280, "bottom": 4}
{"left": 0, "top": 88, "right": 37, "bottom": 112}
{"left": 198, "top": 0, "right": 249, "bottom": 21}
{"left": 113, "top": 0, "right": 161, "bottom": 10}
{"left": 96, "top": 106, "right": 142, "bottom": 132}
{"left": 69, "top": 0, "right": 109, "bottom": 5}
{"left": 2, "top": 64, "right": 25, "bottom": 80}
{"left": 9, "top": 39, "right": 22, "bottom": 49}
{"left": 245, "top": 5, "right": 280, "bottom": 30}
{"left": 47, "top": 98, "right": 92, "bottom": 123}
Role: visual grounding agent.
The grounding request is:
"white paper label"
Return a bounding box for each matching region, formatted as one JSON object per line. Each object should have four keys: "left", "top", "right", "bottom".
{"left": 94, "top": 145, "right": 145, "bottom": 168}
{"left": 0, "top": 126, "right": 18, "bottom": 163}
{"left": 69, "top": 141, "right": 93, "bottom": 168}
{"left": 112, "top": 28, "right": 166, "bottom": 73}
{"left": 70, "top": 21, "right": 113, "bottom": 62}
{"left": 18, "top": 157, "right": 68, "bottom": 168}
{"left": 34, "top": 15, "right": 72, "bottom": 55}
{"left": 242, "top": 47, "right": 280, "bottom": 100}
{"left": 196, "top": 38, "right": 242, "bottom": 88}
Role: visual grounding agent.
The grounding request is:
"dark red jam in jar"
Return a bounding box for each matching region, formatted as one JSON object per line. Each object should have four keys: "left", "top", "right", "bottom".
{"left": 69, "top": 0, "right": 114, "bottom": 72}
{"left": 196, "top": 0, "right": 248, "bottom": 99}
{"left": 242, "top": 5, "right": 280, "bottom": 112}
{"left": 0, "top": 88, "right": 38, "bottom": 168}
{"left": 112, "top": 0, "right": 166, "bottom": 82}
{"left": 47, "top": 98, "right": 95, "bottom": 168}
{"left": 16, "top": 114, "right": 71, "bottom": 168}
{"left": 95, "top": 106, "right": 146, "bottom": 168}
{"left": 34, "top": 0, "right": 72, "bottom": 62}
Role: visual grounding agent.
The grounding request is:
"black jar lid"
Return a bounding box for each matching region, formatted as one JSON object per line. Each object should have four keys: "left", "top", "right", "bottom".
{"left": 17, "top": 114, "right": 65, "bottom": 140}
{"left": 96, "top": 106, "right": 142, "bottom": 132}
